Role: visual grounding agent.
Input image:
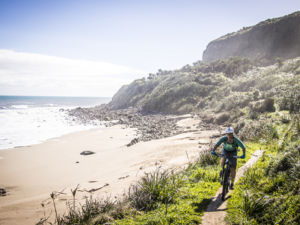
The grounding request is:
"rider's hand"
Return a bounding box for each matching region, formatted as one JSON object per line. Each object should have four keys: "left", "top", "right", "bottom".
{"left": 241, "top": 153, "right": 245, "bottom": 159}
{"left": 211, "top": 150, "right": 216, "bottom": 155}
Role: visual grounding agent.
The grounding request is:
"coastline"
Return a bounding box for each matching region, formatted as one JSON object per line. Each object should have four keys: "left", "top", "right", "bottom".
{"left": 0, "top": 116, "right": 218, "bottom": 225}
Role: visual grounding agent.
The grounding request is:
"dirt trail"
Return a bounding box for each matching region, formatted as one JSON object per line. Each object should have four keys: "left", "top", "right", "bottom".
{"left": 201, "top": 150, "right": 264, "bottom": 225}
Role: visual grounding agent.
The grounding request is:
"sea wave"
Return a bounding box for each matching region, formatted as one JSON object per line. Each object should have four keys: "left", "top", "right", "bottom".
{"left": 10, "top": 104, "right": 30, "bottom": 109}
{"left": 0, "top": 106, "right": 101, "bottom": 150}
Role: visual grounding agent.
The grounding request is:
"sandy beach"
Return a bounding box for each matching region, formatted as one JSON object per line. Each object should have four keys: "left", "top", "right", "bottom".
{"left": 0, "top": 116, "right": 218, "bottom": 225}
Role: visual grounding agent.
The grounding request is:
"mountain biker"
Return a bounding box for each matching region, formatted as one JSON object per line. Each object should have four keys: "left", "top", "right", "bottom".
{"left": 211, "top": 127, "right": 246, "bottom": 189}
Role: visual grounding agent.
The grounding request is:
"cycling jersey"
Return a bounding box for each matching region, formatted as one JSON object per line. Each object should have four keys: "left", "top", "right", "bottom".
{"left": 215, "top": 136, "right": 246, "bottom": 152}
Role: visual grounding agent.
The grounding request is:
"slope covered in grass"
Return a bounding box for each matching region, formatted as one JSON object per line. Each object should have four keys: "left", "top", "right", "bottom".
{"left": 110, "top": 57, "right": 300, "bottom": 117}
{"left": 226, "top": 115, "right": 300, "bottom": 225}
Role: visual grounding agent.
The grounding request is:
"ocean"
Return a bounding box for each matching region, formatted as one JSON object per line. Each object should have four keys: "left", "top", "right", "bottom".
{"left": 0, "top": 96, "right": 111, "bottom": 150}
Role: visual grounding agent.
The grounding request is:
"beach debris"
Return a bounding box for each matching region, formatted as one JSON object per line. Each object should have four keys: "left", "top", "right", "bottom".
{"left": 80, "top": 151, "right": 95, "bottom": 156}
{"left": 127, "top": 138, "right": 139, "bottom": 147}
{"left": 118, "top": 175, "right": 130, "bottom": 180}
{"left": 79, "top": 183, "right": 109, "bottom": 193}
{"left": 88, "top": 180, "right": 98, "bottom": 183}
{"left": 0, "top": 187, "right": 6, "bottom": 196}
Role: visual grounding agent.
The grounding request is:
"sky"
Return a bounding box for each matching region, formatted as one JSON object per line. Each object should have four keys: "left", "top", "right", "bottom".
{"left": 0, "top": 0, "right": 299, "bottom": 97}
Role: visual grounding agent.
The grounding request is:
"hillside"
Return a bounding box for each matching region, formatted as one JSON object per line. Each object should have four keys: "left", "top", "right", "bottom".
{"left": 202, "top": 11, "right": 300, "bottom": 64}
{"left": 109, "top": 12, "right": 300, "bottom": 116}
{"left": 44, "top": 11, "right": 300, "bottom": 225}
{"left": 109, "top": 57, "right": 300, "bottom": 119}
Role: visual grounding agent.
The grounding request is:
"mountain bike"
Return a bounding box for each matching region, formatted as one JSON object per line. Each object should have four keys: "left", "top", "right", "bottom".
{"left": 214, "top": 153, "right": 241, "bottom": 201}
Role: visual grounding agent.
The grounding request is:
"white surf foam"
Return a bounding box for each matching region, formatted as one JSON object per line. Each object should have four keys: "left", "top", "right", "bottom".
{"left": 0, "top": 106, "right": 101, "bottom": 150}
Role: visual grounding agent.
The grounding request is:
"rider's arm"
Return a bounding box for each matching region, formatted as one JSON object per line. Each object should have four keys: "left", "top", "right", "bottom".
{"left": 212, "top": 136, "right": 227, "bottom": 151}
{"left": 235, "top": 137, "right": 246, "bottom": 155}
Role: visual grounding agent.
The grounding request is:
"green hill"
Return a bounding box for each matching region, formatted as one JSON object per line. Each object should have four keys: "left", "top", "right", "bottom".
{"left": 109, "top": 57, "right": 300, "bottom": 118}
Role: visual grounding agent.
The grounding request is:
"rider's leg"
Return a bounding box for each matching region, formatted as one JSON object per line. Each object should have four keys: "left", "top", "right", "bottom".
{"left": 220, "top": 157, "right": 225, "bottom": 167}
{"left": 230, "top": 167, "right": 236, "bottom": 184}
{"left": 219, "top": 157, "right": 225, "bottom": 183}
{"left": 230, "top": 153, "right": 237, "bottom": 189}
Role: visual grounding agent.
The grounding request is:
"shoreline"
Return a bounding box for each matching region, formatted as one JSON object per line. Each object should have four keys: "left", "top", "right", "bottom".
{"left": 0, "top": 104, "right": 107, "bottom": 151}
{"left": 4, "top": 125, "right": 107, "bottom": 151}
{"left": 0, "top": 115, "right": 218, "bottom": 225}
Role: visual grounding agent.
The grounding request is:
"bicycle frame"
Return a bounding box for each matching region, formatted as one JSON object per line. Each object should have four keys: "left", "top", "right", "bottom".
{"left": 215, "top": 153, "right": 239, "bottom": 201}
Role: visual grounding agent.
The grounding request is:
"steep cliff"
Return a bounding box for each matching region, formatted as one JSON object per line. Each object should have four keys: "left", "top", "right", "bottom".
{"left": 202, "top": 11, "right": 300, "bottom": 64}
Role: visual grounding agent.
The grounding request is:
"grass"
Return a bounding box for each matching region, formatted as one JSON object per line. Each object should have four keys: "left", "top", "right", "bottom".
{"left": 112, "top": 146, "right": 257, "bottom": 224}
{"left": 37, "top": 113, "right": 300, "bottom": 224}
{"left": 38, "top": 147, "right": 256, "bottom": 225}
{"left": 226, "top": 115, "right": 300, "bottom": 225}
{"left": 114, "top": 165, "right": 221, "bottom": 224}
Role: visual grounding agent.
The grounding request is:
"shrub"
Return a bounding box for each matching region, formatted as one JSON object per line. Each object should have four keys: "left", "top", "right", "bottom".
{"left": 196, "top": 149, "right": 219, "bottom": 166}
{"left": 215, "top": 113, "right": 230, "bottom": 125}
{"left": 276, "top": 57, "right": 283, "bottom": 67}
{"left": 55, "top": 196, "right": 125, "bottom": 225}
{"left": 262, "top": 98, "right": 276, "bottom": 112}
{"left": 253, "top": 90, "right": 260, "bottom": 101}
{"left": 251, "top": 98, "right": 275, "bottom": 113}
{"left": 279, "top": 89, "right": 300, "bottom": 113}
{"left": 127, "top": 169, "right": 181, "bottom": 211}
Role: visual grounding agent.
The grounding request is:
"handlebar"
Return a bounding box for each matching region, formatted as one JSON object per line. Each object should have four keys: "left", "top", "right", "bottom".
{"left": 212, "top": 152, "right": 242, "bottom": 159}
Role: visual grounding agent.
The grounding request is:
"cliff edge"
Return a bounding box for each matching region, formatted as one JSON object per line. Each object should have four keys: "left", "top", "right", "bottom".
{"left": 202, "top": 11, "right": 300, "bottom": 64}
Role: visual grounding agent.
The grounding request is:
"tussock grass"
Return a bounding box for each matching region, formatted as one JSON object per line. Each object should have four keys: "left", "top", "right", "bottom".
{"left": 127, "top": 169, "right": 182, "bottom": 211}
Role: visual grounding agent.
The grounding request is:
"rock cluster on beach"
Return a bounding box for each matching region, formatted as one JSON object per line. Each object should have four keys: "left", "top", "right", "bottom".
{"left": 0, "top": 187, "right": 6, "bottom": 196}
{"left": 67, "top": 105, "right": 185, "bottom": 146}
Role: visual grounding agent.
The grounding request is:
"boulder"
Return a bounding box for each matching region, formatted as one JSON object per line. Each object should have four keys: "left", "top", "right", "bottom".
{"left": 80, "top": 151, "right": 95, "bottom": 156}
{"left": 0, "top": 188, "right": 6, "bottom": 196}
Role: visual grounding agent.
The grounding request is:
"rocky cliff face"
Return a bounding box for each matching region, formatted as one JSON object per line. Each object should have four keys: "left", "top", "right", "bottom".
{"left": 202, "top": 11, "right": 300, "bottom": 64}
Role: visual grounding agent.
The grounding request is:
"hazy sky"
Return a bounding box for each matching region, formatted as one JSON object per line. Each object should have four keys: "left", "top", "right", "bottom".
{"left": 0, "top": 0, "right": 299, "bottom": 96}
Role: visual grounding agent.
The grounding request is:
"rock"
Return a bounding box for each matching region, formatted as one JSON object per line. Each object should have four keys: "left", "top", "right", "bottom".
{"left": 0, "top": 188, "right": 6, "bottom": 196}
{"left": 127, "top": 138, "right": 139, "bottom": 147}
{"left": 80, "top": 151, "right": 95, "bottom": 156}
{"left": 68, "top": 106, "right": 184, "bottom": 144}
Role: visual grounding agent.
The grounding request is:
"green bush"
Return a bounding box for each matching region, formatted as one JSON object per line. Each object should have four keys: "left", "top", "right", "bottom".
{"left": 127, "top": 169, "right": 181, "bottom": 211}
{"left": 261, "top": 98, "right": 276, "bottom": 112}
{"left": 227, "top": 117, "right": 300, "bottom": 225}
{"left": 215, "top": 112, "right": 230, "bottom": 124}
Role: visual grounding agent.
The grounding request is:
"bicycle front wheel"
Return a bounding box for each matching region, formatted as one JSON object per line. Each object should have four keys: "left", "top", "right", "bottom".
{"left": 222, "top": 166, "right": 230, "bottom": 201}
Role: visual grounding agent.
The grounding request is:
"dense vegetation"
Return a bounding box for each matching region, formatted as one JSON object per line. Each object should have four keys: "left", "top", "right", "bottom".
{"left": 226, "top": 114, "right": 300, "bottom": 225}
{"left": 36, "top": 56, "right": 300, "bottom": 225}
{"left": 110, "top": 57, "right": 300, "bottom": 118}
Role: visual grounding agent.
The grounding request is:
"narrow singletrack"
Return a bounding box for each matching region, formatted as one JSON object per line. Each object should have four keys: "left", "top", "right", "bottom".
{"left": 201, "top": 150, "right": 264, "bottom": 225}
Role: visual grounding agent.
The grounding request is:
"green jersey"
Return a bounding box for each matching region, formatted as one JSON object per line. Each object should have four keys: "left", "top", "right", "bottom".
{"left": 215, "top": 136, "right": 246, "bottom": 152}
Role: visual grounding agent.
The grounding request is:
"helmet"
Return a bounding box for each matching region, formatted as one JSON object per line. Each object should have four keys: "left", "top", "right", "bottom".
{"left": 225, "top": 127, "right": 234, "bottom": 134}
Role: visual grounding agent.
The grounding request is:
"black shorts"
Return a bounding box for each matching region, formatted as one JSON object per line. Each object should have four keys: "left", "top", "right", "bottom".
{"left": 222, "top": 149, "right": 237, "bottom": 169}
